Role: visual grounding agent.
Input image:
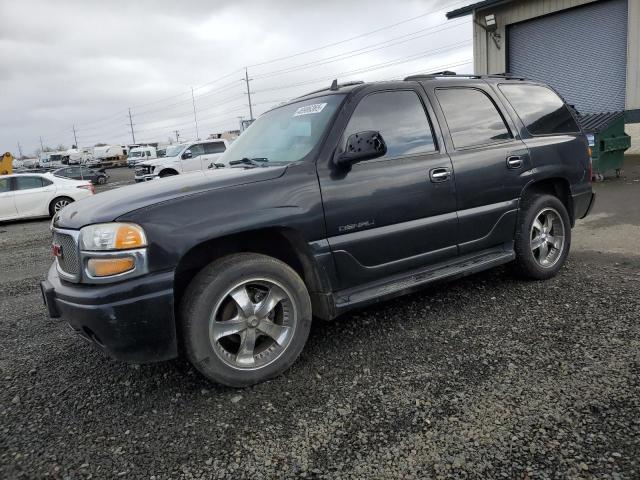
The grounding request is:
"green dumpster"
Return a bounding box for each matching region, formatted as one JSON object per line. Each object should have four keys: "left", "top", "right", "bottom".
{"left": 579, "top": 112, "right": 631, "bottom": 180}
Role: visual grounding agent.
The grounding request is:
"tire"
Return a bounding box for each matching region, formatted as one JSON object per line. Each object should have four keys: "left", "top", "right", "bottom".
{"left": 180, "top": 253, "right": 312, "bottom": 387}
{"left": 49, "top": 197, "right": 74, "bottom": 217}
{"left": 513, "top": 193, "right": 571, "bottom": 280}
{"left": 97, "top": 176, "right": 107, "bottom": 185}
{"left": 159, "top": 170, "right": 178, "bottom": 178}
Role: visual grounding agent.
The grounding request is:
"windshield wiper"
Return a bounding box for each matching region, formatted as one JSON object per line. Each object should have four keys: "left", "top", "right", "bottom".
{"left": 229, "top": 157, "right": 268, "bottom": 168}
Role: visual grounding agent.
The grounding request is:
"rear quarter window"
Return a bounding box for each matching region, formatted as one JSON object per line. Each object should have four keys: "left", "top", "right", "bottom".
{"left": 498, "top": 84, "right": 580, "bottom": 135}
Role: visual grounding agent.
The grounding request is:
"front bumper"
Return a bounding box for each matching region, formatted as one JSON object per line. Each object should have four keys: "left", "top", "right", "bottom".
{"left": 41, "top": 263, "right": 178, "bottom": 363}
{"left": 134, "top": 174, "right": 157, "bottom": 183}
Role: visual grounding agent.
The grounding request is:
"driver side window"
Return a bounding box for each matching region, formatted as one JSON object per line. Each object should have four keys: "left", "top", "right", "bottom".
{"left": 188, "top": 144, "right": 205, "bottom": 157}
{"left": 343, "top": 90, "right": 436, "bottom": 159}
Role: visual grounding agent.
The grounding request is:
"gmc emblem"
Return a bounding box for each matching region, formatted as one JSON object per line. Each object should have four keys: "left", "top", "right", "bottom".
{"left": 52, "top": 243, "right": 63, "bottom": 258}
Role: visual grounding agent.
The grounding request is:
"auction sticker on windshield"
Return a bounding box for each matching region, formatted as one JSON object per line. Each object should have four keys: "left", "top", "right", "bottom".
{"left": 293, "top": 103, "right": 327, "bottom": 116}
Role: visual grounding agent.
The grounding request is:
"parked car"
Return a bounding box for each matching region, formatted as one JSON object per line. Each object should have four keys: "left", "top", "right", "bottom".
{"left": 92, "top": 145, "right": 127, "bottom": 168}
{"left": 127, "top": 146, "right": 157, "bottom": 168}
{"left": 53, "top": 166, "right": 108, "bottom": 185}
{"left": 0, "top": 173, "right": 94, "bottom": 221}
{"left": 42, "top": 75, "right": 594, "bottom": 387}
{"left": 134, "top": 140, "right": 228, "bottom": 181}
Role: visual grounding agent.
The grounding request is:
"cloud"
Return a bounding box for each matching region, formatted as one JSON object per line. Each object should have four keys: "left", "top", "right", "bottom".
{"left": 0, "top": 0, "right": 470, "bottom": 155}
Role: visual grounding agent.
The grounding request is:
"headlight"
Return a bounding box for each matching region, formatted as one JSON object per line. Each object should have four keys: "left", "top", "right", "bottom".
{"left": 80, "top": 223, "right": 147, "bottom": 251}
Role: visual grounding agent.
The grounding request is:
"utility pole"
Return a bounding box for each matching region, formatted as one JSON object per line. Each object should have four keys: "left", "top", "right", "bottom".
{"left": 191, "top": 87, "right": 200, "bottom": 140}
{"left": 243, "top": 67, "right": 254, "bottom": 121}
{"left": 128, "top": 108, "right": 136, "bottom": 144}
{"left": 174, "top": 130, "right": 180, "bottom": 142}
{"left": 39, "top": 136, "right": 45, "bottom": 153}
{"left": 16, "top": 141, "right": 23, "bottom": 159}
{"left": 72, "top": 125, "right": 78, "bottom": 147}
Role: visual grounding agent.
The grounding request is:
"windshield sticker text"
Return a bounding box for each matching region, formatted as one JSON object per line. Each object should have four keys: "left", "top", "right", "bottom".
{"left": 293, "top": 103, "right": 327, "bottom": 117}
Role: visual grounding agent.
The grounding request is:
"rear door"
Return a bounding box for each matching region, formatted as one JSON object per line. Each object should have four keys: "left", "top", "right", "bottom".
{"left": 318, "top": 87, "right": 458, "bottom": 289}
{"left": 0, "top": 177, "right": 17, "bottom": 219}
{"left": 14, "top": 176, "right": 55, "bottom": 217}
{"left": 430, "top": 84, "right": 531, "bottom": 254}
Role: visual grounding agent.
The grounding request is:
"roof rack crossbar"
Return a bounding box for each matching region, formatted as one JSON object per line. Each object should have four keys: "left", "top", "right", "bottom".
{"left": 404, "top": 72, "right": 526, "bottom": 81}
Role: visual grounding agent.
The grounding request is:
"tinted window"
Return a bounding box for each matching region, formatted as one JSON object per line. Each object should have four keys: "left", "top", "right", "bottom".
{"left": 436, "top": 88, "right": 511, "bottom": 149}
{"left": 188, "top": 144, "right": 205, "bottom": 157}
{"left": 343, "top": 90, "right": 436, "bottom": 158}
{"left": 42, "top": 178, "right": 53, "bottom": 186}
{"left": 67, "top": 167, "right": 81, "bottom": 176}
{"left": 0, "top": 178, "right": 10, "bottom": 193}
{"left": 499, "top": 84, "right": 580, "bottom": 135}
{"left": 15, "top": 176, "right": 44, "bottom": 190}
{"left": 204, "top": 142, "right": 226, "bottom": 154}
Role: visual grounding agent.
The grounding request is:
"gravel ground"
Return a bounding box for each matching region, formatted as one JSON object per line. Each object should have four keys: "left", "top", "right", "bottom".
{"left": 1, "top": 163, "right": 639, "bottom": 479}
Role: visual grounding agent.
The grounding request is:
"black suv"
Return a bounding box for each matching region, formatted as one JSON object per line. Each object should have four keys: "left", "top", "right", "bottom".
{"left": 41, "top": 74, "right": 595, "bottom": 387}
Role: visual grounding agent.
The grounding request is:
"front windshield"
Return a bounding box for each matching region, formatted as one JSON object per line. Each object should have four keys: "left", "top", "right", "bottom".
{"left": 165, "top": 145, "right": 184, "bottom": 157}
{"left": 219, "top": 94, "right": 344, "bottom": 164}
{"left": 129, "top": 151, "right": 142, "bottom": 157}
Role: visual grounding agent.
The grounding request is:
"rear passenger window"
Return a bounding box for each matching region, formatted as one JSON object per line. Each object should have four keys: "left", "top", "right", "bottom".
{"left": 499, "top": 84, "right": 580, "bottom": 135}
{"left": 343, "top": 90, "right": 436, "bottom": 158}
{"left": 0, "top": 178, "right": 10, "bottom": 192}
{"left": 436, "top": 88, "right": 511, "bottom": 149}
{"left": 15, "top": 176, "right": 44, "bottom": 190}
{"left": 204, "top": 142, "right": 226, "bottom": 154}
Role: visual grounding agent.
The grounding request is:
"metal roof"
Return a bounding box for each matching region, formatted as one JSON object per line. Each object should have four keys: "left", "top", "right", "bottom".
{"left": 446, "top": 0, "right": 515, "bottom": 19}
{"left": 578, "top": 111, "right": 624, "bottom": 133}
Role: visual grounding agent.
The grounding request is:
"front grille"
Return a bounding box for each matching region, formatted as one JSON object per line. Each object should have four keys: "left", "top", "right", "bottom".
{"left": 53, "top": 231, "right": 80, "bottom": 276}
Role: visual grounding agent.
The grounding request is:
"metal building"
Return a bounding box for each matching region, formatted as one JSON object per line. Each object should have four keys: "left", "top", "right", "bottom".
{"left": 447, "top": 0, "right": 640, "bottom": 152}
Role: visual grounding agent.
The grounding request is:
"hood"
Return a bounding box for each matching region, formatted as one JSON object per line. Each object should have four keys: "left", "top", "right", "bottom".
{"left": 138, "top": 158, "right": 171, "bottom": 168}
{"left": 54, "top": 166, "right": 287, "bottom": 229}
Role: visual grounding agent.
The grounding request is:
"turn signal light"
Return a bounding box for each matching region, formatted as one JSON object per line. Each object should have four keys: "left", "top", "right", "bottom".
{"left": 87, "top": 257, "right": 135, "bottom": 277}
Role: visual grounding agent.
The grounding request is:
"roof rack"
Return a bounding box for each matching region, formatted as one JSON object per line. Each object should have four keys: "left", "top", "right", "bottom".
{"left": 296, "top": 79, "right": 365, "bottom": 98}
{"left": 404, "top": 71, "right": 526, "bottom": 81}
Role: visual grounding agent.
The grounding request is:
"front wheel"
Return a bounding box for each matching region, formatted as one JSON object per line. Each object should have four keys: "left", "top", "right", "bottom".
{"left": 513, "top": 193, "right": 571, "bottom": 280}
{"left": 180, "top": 253, "right": 312, "bottom": 387}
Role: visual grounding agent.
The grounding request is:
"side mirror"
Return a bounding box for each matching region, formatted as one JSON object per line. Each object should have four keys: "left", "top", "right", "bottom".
{"left": 336, "top": 131, "right": 386, "bottom": 166}
{"left": 182, "top": 150, "right": 192, "bottom": 159}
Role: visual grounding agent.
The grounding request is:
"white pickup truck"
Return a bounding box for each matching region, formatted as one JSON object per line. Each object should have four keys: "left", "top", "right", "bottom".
{"left": 134, "top": 139, "right": 229, "bottom": 182}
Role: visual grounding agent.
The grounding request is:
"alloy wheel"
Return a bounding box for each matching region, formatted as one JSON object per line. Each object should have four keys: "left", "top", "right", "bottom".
{"left": 209, "top": 278, "right": 297, "bottom": 370}
{"left": 530, "top": 207, "right": 565, "bottom": 268}
{"left": 54, "top": 199, "right": 70, "bottom": 212}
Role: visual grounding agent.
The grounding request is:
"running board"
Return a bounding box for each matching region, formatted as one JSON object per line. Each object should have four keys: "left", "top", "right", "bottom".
{"left": 334, "top": 247, "right": 515, "bottom": 313}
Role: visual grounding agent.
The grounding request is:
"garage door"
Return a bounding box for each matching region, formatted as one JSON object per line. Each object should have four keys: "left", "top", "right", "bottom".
{"left": 507, "top": 0, "right": 627, "bottom": 114}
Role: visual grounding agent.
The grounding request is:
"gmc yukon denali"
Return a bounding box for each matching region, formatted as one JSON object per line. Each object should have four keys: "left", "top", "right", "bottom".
{"left": 41, "top": 74, "right": 595, "bottom": 387}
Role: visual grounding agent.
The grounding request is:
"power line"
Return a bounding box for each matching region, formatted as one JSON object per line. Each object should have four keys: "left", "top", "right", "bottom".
{"left": 247, "top": 1, "right": 468, "bottom": 68}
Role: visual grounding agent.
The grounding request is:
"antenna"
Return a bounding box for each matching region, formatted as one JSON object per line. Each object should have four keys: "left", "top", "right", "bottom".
{"left": 330, "top": 79, "right": 339, "bottom": 91}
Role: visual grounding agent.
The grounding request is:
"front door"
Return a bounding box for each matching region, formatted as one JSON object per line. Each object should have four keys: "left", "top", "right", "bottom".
{"left": 318, "top": 87, "right": 458, "bottom": 289}
{"left": 0, "top": 177, "right": 17, "bottom": 220}
{"left": 181, "top": 143, "right": 205, "bottom": 172}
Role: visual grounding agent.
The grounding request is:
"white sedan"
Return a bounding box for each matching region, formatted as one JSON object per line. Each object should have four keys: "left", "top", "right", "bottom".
{"left": 0, "top": 173, "right": 94, "bottom": 222}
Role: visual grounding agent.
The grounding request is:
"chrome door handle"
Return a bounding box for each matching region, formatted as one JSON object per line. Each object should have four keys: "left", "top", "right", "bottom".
{"left": 430, "top": 168, "right": 451, "bottom": 183}
{"left": 506, "top": 155, "right": 523, "bottom": 169}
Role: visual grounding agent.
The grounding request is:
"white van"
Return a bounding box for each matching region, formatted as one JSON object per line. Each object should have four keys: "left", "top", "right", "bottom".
{"left": 127, "top": 146, "right": 157, "bottom": 168}
{"left": 134, "top": 139, "right": 229, "bottom": 182}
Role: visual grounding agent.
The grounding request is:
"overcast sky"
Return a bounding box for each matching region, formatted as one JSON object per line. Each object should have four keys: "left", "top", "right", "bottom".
{"left": 0, "top": 0, "right": 471, "bottom": 156}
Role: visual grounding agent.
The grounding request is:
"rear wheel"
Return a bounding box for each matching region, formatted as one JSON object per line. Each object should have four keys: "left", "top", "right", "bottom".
{"left": 49, "top": 197, "right": 74, "bottom": 217}
{"left": 513, "top": 193, "right": 571, "bottom": 280}
{"left": 97, "top": 176, "right": 107, "bottom": 185}
{"left": 180, "top": 253, "right": 312, "bottom": 387}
